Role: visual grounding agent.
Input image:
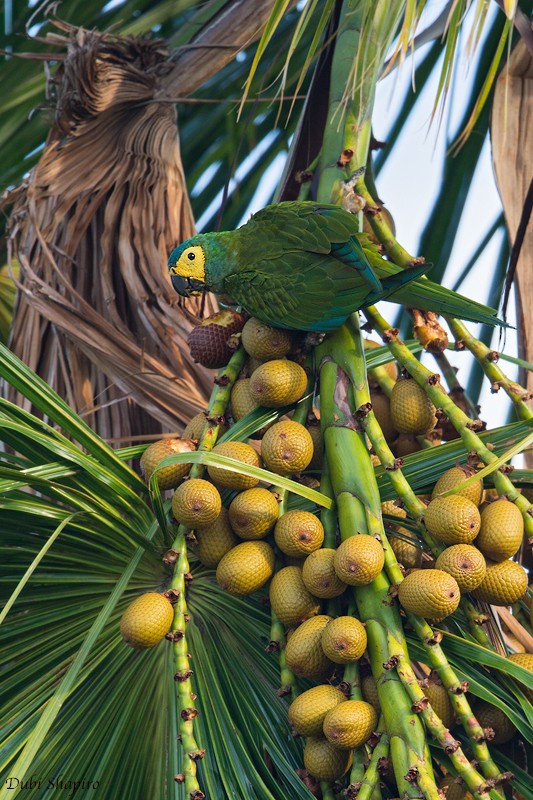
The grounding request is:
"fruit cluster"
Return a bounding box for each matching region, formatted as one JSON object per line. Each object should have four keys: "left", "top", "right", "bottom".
{"left": 120, "top": 314, "right": 532, "bottom": 797}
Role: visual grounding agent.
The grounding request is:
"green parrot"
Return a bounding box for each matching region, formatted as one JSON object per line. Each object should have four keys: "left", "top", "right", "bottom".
{"left": 168, "top": 201, "right": 503, "bottom": 331}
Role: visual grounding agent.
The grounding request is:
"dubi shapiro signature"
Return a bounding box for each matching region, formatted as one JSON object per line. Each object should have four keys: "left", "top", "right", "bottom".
{"left": 4, "top": 777, "right": 100, "bottom": 798}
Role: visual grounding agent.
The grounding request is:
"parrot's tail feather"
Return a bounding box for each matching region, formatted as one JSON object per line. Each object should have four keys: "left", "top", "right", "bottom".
{"left": 362, "top": 263, "right": 429, "bottom": 306}
{"left": 393, "top": 280, "right": 510, "bottom": 328}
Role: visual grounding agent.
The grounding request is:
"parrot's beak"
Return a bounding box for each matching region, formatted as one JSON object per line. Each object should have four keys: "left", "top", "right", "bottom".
{"left": 170, "top": 273, "right": 205, "bottom": 297}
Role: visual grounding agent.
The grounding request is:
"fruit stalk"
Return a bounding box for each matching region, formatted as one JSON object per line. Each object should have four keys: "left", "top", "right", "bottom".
{"left": 352, "top": 721, "right": 389, "bottom": 800}
{"left": 449, "top": 318, "right": 533, "bottom": 420}
{"left": 169, "top": 346, "right": 246, "bottom": 797}
{"left": 319, "top": 354, "right": 438, "bottom": 798}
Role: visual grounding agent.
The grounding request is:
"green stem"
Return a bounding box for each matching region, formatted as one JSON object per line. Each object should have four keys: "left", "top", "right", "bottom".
{"left": 353, "top": 721, "right": 389, "bottom": 800}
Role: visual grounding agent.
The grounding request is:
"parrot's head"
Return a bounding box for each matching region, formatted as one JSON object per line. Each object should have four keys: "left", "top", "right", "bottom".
{"left": 168, "top": 237, "right": 207, "bottom": 297}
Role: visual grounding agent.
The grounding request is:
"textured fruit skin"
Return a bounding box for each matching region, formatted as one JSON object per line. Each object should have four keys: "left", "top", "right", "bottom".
{"left": 382, "top": 501, "right": 422, "bottom": 569}
{"left": 269, "top": 566, "right": 321, "bottom": 627}
{"left": 364, "top": 339, "right": 398, "bottom": 386}
{"left": 508, "top": 653, "right": 533, "bottom": 703}
{"left": 361, "top": 675, "right": 381, "bottom": 713}
{"left": 187, "top": 309, "right": 246, "bottom": 368}
{"left": 431, "top": 466, "right": 483, "bottom": 506}
{"left": 249, "top": 359, "right": 307, "bottom": 407}
{"left": 288, "top": 685, "right": 346, "bottom": 736}
{"left": 241, "top": 317, "right": 293, "bottom": 360}
{"left": 424, "top": 496, "right": 481, "bottom": 545}
{"left": 371, "top": 390, "right": 398, "bottom": 442}
{"left": 321, "top": 616, "right": 367, "bottom": 664}
{"left": 285, "top": 615, "right": 333, "bottom": 678}
{"left": 394, "top": 434, "right": 422, "bottom": 456}
{"left": 322, "top": 700, "right": 378, "bottom": 749}
{"left": 140, "top": 438, "right": 196, "bottom": 490}
{"left": 171, "top": 478, "right": 221, "bottom": 527}
{"left": 423, "top": 679, "right": 455, "bottom": 729}
{"left": 207, "top": 441, "right": 261, "bottom": 490}
{"left": 390, "top": 376, "right": 437, "bottom": 435}
{"left": 476, "top": 499, "right": 524, "bottom": 561}
{"left": 435, "top": 545, "right": 486, "bottom": 592}
{"left": 472, "top": 559, "right": 528, "bottom": 605}
{"left": 302, "top": 549, "right": 347, "bottom": 598}
{"left": 303, "top": 738, "right": 352, "bottom": 781}
{"left": 183, "top": 412, "right": 228, "bottom": 441}
{"left": 474, "top": 700, "right": 516, "bottom": 744}
{"left": 439, "top": 775, "right": 474, "bottom": 800}
{"left": 120, "top": 592, "right": 174, "bottom": 648}
{"left": 261, "top": 420, "right": 313, "bottom": 475}
{"left": 333, "top": 535, "right": 385, "bottom": 586}
{"left": 228, "top": 487, "right": 279, "bottom": 539}
{"left": 274, "top": 510, "right": 324, "bottom": 557}
{"left": 194, "top": 507, "right": 238, "bottom": 568}
{"left": 398, "top": 569, "right": 460, "bottom": 620}
{"left": 216, "top": 540, "right": 275, "bottom": 595}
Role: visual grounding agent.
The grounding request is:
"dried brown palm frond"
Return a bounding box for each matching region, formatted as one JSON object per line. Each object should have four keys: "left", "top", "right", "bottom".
{"left": 4, "top": 23, "right": 214, "bottom": 440}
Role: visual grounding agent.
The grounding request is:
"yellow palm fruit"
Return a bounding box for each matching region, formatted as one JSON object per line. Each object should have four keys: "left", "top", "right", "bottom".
{"left": 307, "top": 419, "right": 323, "bottom": 470}
{"left": 120, "top": 592, "right": 174, "bottom": 648}
{"left": 382, "top": 500, "right": 422, "bottom": 569}
{"left": 397, "top": 569, "right": 460, "bottom": 621}
{"left": 241, "top": 317, "right": 293, "bottom": 360}
{"left": 194, "top": 507, "right": 238, "bottom": 568}
{"left": 390, "top": 376, "right": 437, "bottom": 435}
{"left": 439, "top": 775, "right": 474, "bottom": 800}
{"left": 508, "top": 653, "right": 533, "bottom": 703}
{"left": 472, "top": 559, "right": 528, "bottom": 605}
{"left": 431, "top": 465, "right": 483, "bottom": 506}
{"left": 474, "top": 700, "right": 517, "bottom": 744}
{"left": 423, "top": 678, "right": 455, "bottom": 729}
{"left": 394, "top": 434, "right": 422, "bottom": 456}
{"left": 423, "top": 496, "right": 481, "bottom": 545}
{"left": 183, "top": 411, "right": 228, "bottom": 440}
{"left": 371, "top": 390, "right": 398, "bottom": 443}
{"left": 361, "top": 675, "right": 381, "bottom": 713}
{"left": 320, "top": 616, "right": 367, "bottom": 664}
{"left": 249, "top": 359, "right": 307, "bottom": 407}
{"left": 476, "top": 499, "right": 524, "bottom": 561}
{"left": 230, "top": 378, "right": 259, "bottom": 420}
{"left": 216, "top": 540, "right": 275, "bottom": 595}
{"left": 228, "top": 487, "right": 279, "bottom": 539}
{"left": 364, "top": 339, "right": 399, "bottom": 387}
{"left": 303, "top": 738, "right": 352, "bottom": 781}
{"left": 140, "top": 438, "right": 196, "bottom": 490}
{"left": 274, "top": 510, "right": 324, "bottom": 557}
{"left": 171, "top": 478, "right": 221, "bottom": 528}
{"left": 435, "top": 545, "right": 486, "bottom": 592}
{"left": 333, "top": 535, "right": 384, "bottom": 586}
{"left": 285, "top": 615, "right": 333, "bottom": 679}
{"left": 261, "top": 419, "right": 313, "bottom": 475}
{"left": 207, "top": 441, "right": 261, "bottom": 490}
{"left": 288, "top": 685, "right": 347, "bottom": 737}
{"left": 322, "top": 700, "right": 378, "bottom": 749}
{"left": 269, "top": 566, "right": 321, "bottom": 627}
{"left": 302, "top": 549, "right": 347, "bottom": 598}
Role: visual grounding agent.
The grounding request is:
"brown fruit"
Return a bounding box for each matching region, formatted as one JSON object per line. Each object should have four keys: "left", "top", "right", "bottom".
{"left": 140, "top": 438, "right": 196, "bottom": 490}
{"left": 439, "top": 775, "right": 474, "bottom": 800}
{"left": 261, "top": 419, "right": 313, "bottom": 475}
{"left": 187, "top": 309, "right": 245, "bottom": 368}
{"left": 371, "top": 390, "right": 398, "bottom": 442}
{"left": 474, "top": 700, "right": 516, "bottom": 744}
{"left": 333, "top": 535, "right": 384, "bottom": 586}
{"left": 394, "top": 434, "right": 422, "bottom": 456}
{"left": 228, "top": 487, "right": 279, "bottom": 539}
{"left": 390, "top": 376, "right": 437, "bottom": 435}
{"left": 364, "top": 338, "right": 398, "bottom": 387}
{"left": 207, "top": 441, "right": 261, "bottom": 490}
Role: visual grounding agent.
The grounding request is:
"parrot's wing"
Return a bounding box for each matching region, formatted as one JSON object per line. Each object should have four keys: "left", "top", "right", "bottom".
{"left": 243, "top": 201, "right": 382, "bottom": 294}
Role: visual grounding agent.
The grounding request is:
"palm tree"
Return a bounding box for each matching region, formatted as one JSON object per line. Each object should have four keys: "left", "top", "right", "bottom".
{"left": 1, "top": 2, "right": 532, "bottom": 799}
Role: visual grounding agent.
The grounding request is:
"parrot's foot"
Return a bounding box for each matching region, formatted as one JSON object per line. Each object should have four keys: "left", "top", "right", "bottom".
{"left": 302, "top": 331, "right": 326, "bottom": 351}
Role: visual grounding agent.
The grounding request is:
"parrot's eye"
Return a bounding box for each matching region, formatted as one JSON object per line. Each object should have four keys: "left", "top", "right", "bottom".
{"left": 170, "top": 245, "right": 206, "bottom": 282}
{"left": 188, "top": 252, "right": 196, "bottom": 261}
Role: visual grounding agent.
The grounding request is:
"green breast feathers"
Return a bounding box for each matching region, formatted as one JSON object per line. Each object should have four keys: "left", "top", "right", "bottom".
{"left": 168, "top": 201, "right": 504, "bottom": 332}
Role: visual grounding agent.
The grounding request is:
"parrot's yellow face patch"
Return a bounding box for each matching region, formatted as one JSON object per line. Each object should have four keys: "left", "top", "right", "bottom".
{"left": 169, "top": 246, "right": 206, "bottom": 282}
